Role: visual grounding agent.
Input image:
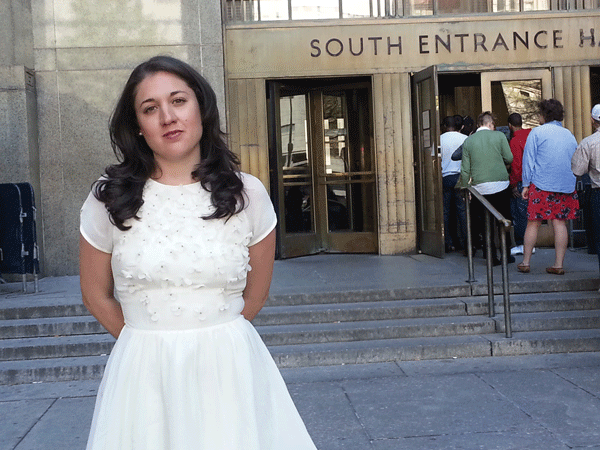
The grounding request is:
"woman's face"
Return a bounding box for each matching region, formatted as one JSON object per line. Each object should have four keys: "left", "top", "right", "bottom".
{"left": 134, "top": 71, "right": 203, "bottom": 171}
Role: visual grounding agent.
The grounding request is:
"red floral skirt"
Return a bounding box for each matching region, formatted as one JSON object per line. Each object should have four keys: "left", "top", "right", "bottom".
{"left": 527, "top": 184, "right": 579, "bottom": 220}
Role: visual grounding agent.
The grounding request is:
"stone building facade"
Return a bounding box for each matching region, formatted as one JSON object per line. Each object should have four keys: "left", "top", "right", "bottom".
{"left": 2, "top": 1, "right": 599, "bottom": 275}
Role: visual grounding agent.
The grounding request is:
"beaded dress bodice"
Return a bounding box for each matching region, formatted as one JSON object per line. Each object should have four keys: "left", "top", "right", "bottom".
{"left": 111, "top": 180, "right": 252, "bottom": 330}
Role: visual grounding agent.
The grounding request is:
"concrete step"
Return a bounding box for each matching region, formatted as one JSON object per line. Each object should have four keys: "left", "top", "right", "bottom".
{"left": 0, "top": 316, "right": 106, "bottom": 338}
{"left": 270, "top": 329, "right": 600, "bottom": 368}
{"left": 0, "top": 316, "right": 494, "bottom": 361}
{"left": 266, "top": 278, "right": 600, "bottom": 306}
{"left": 0, "top": 296, "right": 87, "bottom": 320}
{"left": 3, "top": 291, "right": 597, "bottom": 333}
{"left": 5, "top": 299, "right": 596, "bottom": 341}
{"left": 4, "top": 307, "right": 597, "bottom": 362}
{"left": 255, "top": 298, "right": 469, "bottom": 326}
{"left": 495, "top": 310, "right": 600, "bottom": 333}
{"left": 465, "top": 291, "right": 600, "bottom": 316}
{"left": 256, "top": 316, "right": 496, "bottom": 345}
{"left": 3, "top": 329, "right": 599, "bottom": 384}
{"left": 0, "top": 334, "right": 114, "bottom": 362}
{"left": 0, "top": 355, "right": 109, "bottom": 385}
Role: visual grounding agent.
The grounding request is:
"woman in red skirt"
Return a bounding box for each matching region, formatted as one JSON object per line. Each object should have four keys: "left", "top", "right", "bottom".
{"left": 519, "top": 99, "right": 579, "bottom": 274}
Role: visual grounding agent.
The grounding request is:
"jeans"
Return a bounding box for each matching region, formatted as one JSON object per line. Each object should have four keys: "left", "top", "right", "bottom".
{"left": 442, "top": 173, "right": 467, "bottom": 248}
{"left": 589, "top": 189, "right": 600, "bottom": 272}
{"left": 472, "top": 187, "right": 512, "bottom": 260}
{"left": 510, "top": 182, "right": 528, "bottom": 246}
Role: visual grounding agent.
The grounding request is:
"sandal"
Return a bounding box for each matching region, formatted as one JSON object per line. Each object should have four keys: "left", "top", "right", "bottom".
{"left": 517, "top": 263, "right": 530, "bottom": 273}
{"left": 546, "top": 267, "right": 565, "bottom": 275}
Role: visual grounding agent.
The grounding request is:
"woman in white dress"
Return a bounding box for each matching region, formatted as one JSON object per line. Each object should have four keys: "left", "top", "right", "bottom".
{"left": 79, "top": 55, "right": 318, "bottom": 450}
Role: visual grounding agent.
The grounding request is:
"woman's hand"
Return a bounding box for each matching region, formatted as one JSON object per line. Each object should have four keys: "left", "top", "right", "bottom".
{"left": 242, "top": 229, "right": 276, "bottom": 321}
{"left": 79, "top": 235, "right": 124, "bottom": 338}
{"left": 521, "top": 186, "right": 529, "bottom": 200}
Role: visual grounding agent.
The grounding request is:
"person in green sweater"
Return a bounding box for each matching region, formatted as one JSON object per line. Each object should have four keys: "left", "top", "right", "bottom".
{"left": 459, "top": 111, "right": 515, "bottom": 264}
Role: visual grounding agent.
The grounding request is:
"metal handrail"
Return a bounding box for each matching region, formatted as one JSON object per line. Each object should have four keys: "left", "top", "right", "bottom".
{"left": 463, "top": 187, "right": 513, "bottom": 338}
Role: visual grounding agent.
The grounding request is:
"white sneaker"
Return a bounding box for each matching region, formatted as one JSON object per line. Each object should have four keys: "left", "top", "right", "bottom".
{"left": 511, "top": 245, "right": 535, "bottom": 256}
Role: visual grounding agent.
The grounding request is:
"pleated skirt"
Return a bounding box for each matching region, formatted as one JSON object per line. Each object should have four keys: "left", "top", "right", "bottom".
{"left": 86, "top": 316, "right": 317, "bottom": 450}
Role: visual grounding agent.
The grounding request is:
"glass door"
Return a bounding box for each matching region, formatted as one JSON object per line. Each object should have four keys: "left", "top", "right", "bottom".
{"left": 268, "top": 80, "right": 377, "bottom": 258}
{"left": 412, "top": 66, "right": 444, "bottom": 257}
{"left": 316, "top": 87, "right": 377, "bottom": 253}
{"left": 269, "top": 83, "right": 321, "bottom": 258}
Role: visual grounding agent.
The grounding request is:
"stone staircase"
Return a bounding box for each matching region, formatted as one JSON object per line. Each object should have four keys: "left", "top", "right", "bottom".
{"left": 1, "top": 282, "right": 600, "bottom": 385}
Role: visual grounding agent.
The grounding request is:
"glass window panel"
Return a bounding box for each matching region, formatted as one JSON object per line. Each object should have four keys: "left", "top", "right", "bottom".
{"left": 491, "top": 80, "right": 542, "bottom": 129}
{"left": 292, "top": 0, "right": 339, "bottom": 19}
{"left": 323, "top": 94, "right": 347, "bottom": 174}
{"left": 327, "top": 181, "right": 376, "bottom": 232}
{"left": 523, "top": 0, "right": 550, "bottom": 10}
{"left": 281, "top": 94, "right": 314, "bottom": 233}
{"left": 406, "top": 0, "right": 433, "bottom": 15}
{"left": 436, "top": 0, "right": 488, "bottom": 13}
{"left": 492, "top": 0, "right": 520, "bottom": 11}
{"left": 343, "top": 0, "right": 398, "bottom": 18}
{"left": 225, "top": 0, "right": 261, "bottom": 21}
{"left": 342, "top": 1, "right": 372, "bottom": 18}
{"left": 258, "top": 0, "right": 289, "bottom": 20}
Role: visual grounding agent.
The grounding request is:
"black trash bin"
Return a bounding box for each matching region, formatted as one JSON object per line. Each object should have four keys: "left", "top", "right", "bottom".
{"left": 0, "top": 183, "right": 40, "bottom": 292}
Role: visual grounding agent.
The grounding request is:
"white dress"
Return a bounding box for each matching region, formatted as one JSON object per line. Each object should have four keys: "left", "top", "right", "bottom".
{"left": 80, "top": 173, "right": 317, "bottom": 450}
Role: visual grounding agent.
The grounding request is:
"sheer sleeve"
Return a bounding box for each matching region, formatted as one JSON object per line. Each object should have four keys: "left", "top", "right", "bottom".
{"left": 240, "top": 173, "right": 277, "bottom": 247}
{"left": 80, "top": 187, "right": 114, "bottom": 254}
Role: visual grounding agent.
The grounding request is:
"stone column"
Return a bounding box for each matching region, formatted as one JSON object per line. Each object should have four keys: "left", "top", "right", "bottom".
{"left": 0, "top": 1, "right": 43, "bottom": 276}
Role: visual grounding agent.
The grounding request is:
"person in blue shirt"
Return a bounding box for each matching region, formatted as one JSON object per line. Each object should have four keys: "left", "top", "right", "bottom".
{"left": 518, "top": 99, "right": 579, "bottom": 275}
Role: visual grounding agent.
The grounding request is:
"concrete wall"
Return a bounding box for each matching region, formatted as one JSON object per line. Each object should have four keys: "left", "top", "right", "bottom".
{"left": 0, "top": 1, "right": 43, "bottom": 278}
{"left": 25, "top": 0, "right": 225, "bottom": 275}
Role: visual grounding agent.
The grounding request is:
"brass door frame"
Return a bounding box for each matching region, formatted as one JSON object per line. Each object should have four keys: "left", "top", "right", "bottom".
{"left": 269, "top": 79, "right": 378, "bottom": 258}
{"left": 412, "top": 66, "right": 445, "bottom": 258}
{"left": 481, "top": 69, "right": 552, "bottom": 112}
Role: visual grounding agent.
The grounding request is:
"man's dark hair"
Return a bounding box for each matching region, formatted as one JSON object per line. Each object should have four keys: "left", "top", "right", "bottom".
{"left": 461, "top": 116, "right": 474, "bottom": 135}
{"left": 453, "top": 114, "right": 463, "bottom": 130}
{"left": 507, "top": 113, "right": 523, "bottom": 128}
{"left": 539, "top": 98, "right": 565, "bottom": 123}
{"left": 442, "top": 116, "right": 458, "bottom": 131}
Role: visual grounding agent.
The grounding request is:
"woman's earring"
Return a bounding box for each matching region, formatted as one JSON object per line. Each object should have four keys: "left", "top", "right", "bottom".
{"left": 138, "top": 131, "right": 143, "bottom": 136}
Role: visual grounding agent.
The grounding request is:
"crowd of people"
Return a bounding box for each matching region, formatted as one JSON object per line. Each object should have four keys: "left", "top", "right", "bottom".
{"left": 441, "top": 99, "right": 600, "bottom": 279}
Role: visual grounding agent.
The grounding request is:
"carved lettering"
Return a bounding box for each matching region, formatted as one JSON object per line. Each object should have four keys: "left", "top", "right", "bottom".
{"left": 580, "top": 28, "right": 595, "bottom": 47}
{"left": 553, "top": 30, "right": 563, "bottom": 48}
{"left": 326, "top": 38, "right": 343, "bottom": 57}
{"left": 492, "top": 33, "right": 509, "bottom": 51}
{"left": 513, "top": 31, "right": 529, "bottom": 49}
{"left": 368, "top": 36, "right": 382, "bottom": 55}
{"left": 419, "top": 35, "right": 429, "bottom": 54}
{"left": 534, "top": 30, "right": 548, "bottom": 49}
{"left": 310, "top": 39, "right": 321, "bottom": 57}
{"left": 474, "top": 33, "right": 487, "bottom": 52}
{"left": 349, "top": 37, "right": 364, "bottom": 56}
{"left": 435, "top": 35, "right": 451, "bottom": 53}
{"left": 308, "top": 28, "right": 568, "bottom": 58}
{"left": 387, "top": 36, "right": 402, "bottom": 55}
{"left": 455, "top": 34, "right": 468, "bottom": 52}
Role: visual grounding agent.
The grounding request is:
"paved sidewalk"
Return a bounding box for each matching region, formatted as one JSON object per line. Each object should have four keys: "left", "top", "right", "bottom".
{"left": 1, "top": 353, "right": 599, "bottom": 449}
{"left": 269, "top": 247, "right": 600, "bottom": 296}
{"left": 1, "top": 248, "right": 599, "bottom": 449}
{"left": 1, "top": 247, "right": 599, "bottom": 298}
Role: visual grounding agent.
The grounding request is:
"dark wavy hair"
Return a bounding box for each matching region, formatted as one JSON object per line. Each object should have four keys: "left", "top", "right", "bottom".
{"left": 539, "top": 98, "right": 564, "bottom": 123}
{"left": 94, "top": 56, "right": 244, "bottom": 230}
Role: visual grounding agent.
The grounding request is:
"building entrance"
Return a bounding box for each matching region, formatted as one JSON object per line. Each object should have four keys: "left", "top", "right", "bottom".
{"left": 413, "top": 67, "right": 552, "bottom": 257}
{"left": 268, "top": 79, "right": 377, "bottom": 258}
